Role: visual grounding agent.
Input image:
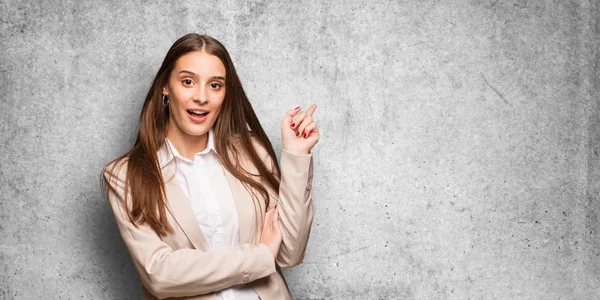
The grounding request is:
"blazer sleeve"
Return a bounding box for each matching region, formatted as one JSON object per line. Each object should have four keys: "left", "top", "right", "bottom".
{"left": 266, "top": 148, "right": 315, "bottom": 268}
{"left": 102, "top": 161, "right": 276, "bottom": 299}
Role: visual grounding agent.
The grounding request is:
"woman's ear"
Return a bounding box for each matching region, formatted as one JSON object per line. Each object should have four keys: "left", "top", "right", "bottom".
{"left": 162, "top": 85, "right": 169, "bottom": 96}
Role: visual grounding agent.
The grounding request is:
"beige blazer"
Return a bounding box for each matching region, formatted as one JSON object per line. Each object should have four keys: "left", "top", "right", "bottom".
{"left": 103, "top": 137, "right": 314, "bottom": 299}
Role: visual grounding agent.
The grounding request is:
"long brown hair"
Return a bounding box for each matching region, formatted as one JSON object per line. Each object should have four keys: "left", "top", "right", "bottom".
{"left": 102, "top": 34, "right": 280, "bottom": 236}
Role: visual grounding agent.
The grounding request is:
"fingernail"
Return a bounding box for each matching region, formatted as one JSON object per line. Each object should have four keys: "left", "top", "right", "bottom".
{"left": 290, "top": 123, "right": 295, "bottom": 128}
{"left": 295, "top": 106, "right": 300, "bottom": 110}
{"left": 296, "top": 131, "right": 300, "bottom": 137}
{"left": 274, "top": 204, "right": 278, "bottom": 209}
{"left": 304, "top": 133, "right": 307, "bottom": 138}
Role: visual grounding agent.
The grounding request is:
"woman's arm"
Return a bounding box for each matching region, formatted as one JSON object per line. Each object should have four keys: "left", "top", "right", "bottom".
{"left": 265, "top": 149, "right": 314, "bottom": 268}
{"left": 103, "top": 161, "right": 276, "bottom": 299}
{"left": 258, "top": 104, "right": 319, "bottom": 268}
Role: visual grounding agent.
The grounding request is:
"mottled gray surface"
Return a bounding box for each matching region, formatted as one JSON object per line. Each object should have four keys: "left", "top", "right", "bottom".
{"left": 1, "top": 0, "right": 599, "bottom": 299}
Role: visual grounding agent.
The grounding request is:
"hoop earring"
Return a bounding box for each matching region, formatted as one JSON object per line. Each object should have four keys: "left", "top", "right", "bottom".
{"left": 162, "top": 94, "right": 169, "bottom": 107}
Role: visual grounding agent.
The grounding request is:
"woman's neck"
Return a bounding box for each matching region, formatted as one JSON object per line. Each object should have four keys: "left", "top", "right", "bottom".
{"left": 165, "top": 125, "right": 209, "bottom": 161}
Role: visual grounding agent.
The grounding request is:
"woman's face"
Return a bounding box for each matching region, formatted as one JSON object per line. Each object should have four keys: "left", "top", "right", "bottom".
{"left": 163, "top": 51, "right": 226, "bottom": 141}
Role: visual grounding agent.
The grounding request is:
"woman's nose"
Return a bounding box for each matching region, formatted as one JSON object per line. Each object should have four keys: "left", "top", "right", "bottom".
{"left": 192, "top": 85, "right": 208, "bottom": 104}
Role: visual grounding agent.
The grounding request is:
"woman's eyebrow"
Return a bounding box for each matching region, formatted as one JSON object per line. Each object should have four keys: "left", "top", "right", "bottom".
{"left": 178, "top": 70, "right": 225, "bottom": 81}
{"left": 178, "top": 70, "right": 197, "bottom": 76}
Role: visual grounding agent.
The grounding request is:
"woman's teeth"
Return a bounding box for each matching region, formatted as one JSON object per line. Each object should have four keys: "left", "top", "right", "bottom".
{"left": 188, "top": 110, "right": 208, "bottom": 115}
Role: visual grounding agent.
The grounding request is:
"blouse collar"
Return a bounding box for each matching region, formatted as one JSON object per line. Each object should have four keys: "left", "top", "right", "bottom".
{"left": 158, "top": 128, "right": 216, "bottom": 168}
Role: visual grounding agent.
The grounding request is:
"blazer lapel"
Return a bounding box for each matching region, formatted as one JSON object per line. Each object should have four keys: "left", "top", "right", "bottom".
{"left": 161, "top": 163, "right": 208, "bottom": 251}
{"left": 223, "top": 168, "right": 256, "bottom": 244}
{"left": 157, "top": 139, "right": 262, "bottom": 249}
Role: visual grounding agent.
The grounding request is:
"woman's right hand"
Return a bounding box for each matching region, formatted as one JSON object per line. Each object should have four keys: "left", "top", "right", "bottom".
{"left": 281, "top": 104, "right": 319, "bottom": 156}
{"left": 259, "top": 205, "right": 283, "bottom": 259}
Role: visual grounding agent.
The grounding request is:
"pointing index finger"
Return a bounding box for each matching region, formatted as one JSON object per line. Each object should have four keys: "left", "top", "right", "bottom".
{"left": 306, "top": 104, "right": 317, "bottom": 117}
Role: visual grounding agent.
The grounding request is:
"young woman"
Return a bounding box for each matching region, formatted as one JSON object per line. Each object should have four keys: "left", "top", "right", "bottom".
{"left": 102, "top": 33, "right": 319, "bottom": 300}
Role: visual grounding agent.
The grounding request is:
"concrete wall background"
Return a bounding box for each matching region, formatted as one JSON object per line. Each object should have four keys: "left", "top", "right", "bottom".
{"left": 1, "top": 0, "right": 598, "bottom": 299}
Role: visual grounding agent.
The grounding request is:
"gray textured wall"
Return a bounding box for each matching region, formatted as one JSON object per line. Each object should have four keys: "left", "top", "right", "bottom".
{"left": 1, "top": 0, "right": 598, "bottom": 299}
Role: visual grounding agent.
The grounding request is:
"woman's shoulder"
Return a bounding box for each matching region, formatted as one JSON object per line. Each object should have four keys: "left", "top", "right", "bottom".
{"left": 103, "top": 156, "right": 130, "bottom": 182}
{"left": 228, "top": 132, "right": 269, "bottom": 153}
{"left": 226, "top": 132, "right": 277, "bottom": 176}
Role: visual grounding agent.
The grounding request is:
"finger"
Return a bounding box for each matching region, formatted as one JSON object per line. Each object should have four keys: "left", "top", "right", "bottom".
{"left": 305, "top": 104, "right": 317, "bottom": 118}
{"left": 283, "top": 106, "right": 301, "bottom": 125}
{"left": 297, "top": 117, "right": 313, "bottom": 138}
{"left": 263, "top": 207, "right": 273, "bottom": 228}
{"left": 274, "top": 209, "right": 282, "bottom": 236}
{"left": 291, "top": 111, "right": 307, "bottom": 131}
{"left": 267, "top": 207, "right": 275, "bottom": 231}
{"left": 303, "top": 122, "right": 317, "bottom": 138}
{"left": 274, "top": 209, "right": 281, "bottom": 235}
{"left": 272, "top": 206, "right": 278, "bottom": 226}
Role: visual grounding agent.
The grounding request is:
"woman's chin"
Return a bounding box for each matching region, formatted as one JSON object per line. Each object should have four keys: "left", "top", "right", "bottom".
{"left": 183, "top": 129, "right": 210, "bottom": 137}
{"left": 182, "top": 122, "right": 214, "bottom": 136}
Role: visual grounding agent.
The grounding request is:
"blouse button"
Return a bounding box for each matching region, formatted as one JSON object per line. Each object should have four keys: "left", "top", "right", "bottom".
{"left": 243, "top": 274, "right": 250, "bottom": 282}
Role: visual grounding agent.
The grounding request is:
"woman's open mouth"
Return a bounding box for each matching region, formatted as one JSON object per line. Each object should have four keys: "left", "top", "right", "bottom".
{"left": 187, "top": 109, "right": 209, "bottom": 123}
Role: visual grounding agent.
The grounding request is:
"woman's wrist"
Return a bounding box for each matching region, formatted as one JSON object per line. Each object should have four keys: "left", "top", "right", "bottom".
{"left": 282, "top": 147, "right": 311, "bottom": 156}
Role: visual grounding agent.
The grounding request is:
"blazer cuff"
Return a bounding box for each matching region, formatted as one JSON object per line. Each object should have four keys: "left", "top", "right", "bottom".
{"left": 281, "top": 148, "right": 312, "bottom": 174}
{"left": 240, "top": 243, "right": 276, "bottom": 283}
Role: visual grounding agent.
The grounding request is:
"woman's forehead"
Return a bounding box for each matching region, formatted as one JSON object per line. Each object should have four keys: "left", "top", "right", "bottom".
{"left": 174, "top": 51, "right": 226, "bottom": 76}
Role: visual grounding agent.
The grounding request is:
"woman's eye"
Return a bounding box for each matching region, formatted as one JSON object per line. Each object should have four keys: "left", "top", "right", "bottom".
{"left": 210, "top": 83, "right": 222, "bottom": 89}
{"left": 182, "top": 79, "right": 193, "bottom": 86}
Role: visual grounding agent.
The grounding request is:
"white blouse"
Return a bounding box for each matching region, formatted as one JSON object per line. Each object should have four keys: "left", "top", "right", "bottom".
{"left": 159, "top": 129, "right": 259, "bottom": 300}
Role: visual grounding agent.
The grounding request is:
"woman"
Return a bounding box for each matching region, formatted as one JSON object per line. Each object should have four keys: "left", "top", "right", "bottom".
{"left": 102, "top": 33, "right": 319, "bottom": 300}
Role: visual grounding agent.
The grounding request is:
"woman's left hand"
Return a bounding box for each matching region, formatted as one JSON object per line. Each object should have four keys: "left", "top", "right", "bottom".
{"left": 281, "top": 104, "right": 320, "bottom": 155}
